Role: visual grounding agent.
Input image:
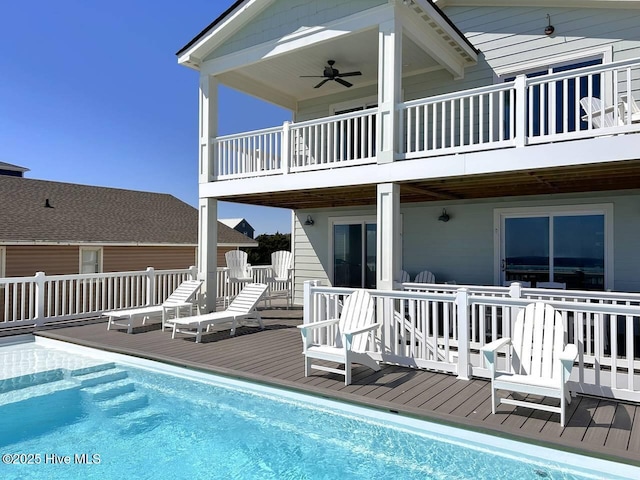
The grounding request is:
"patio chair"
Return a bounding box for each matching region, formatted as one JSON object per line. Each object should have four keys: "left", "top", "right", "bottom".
{"left": 297, "top": 289, "right": 381, "bottom": 385}
{"left": 481, "top": 302, "right": 578, "bottom": 426}
{"left": 414, "top": 270, "right": 436, "bottom": 283}
{"left": 620, "top": 94, "right": 640, "bottom": 123}
{"left": 105, "top": 279, "right": 202, "bottom": 334}
{"left": 170, "top": 283, "right": 268, "bottom": 343}
{"left": 225, "top": 250, "right": 253, "bottom": 305}
{"left": 580, "top": 97, "right": 622, "bottom": 128}
{"left": 401, "top": 270, "right": 410, "bottom": 283}
{"left": 265, "top": 250, "right": 293, "bottom": 308}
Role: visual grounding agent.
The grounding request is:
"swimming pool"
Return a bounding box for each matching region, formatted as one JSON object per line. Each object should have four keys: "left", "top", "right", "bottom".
{"left": 0, "top": 337, "right": 638, "bottom": 480}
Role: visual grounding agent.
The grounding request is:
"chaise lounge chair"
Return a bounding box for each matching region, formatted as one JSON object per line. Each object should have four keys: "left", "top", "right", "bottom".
{"left": 170, "top": 282, "right": 268, "bottom": 343}
{"left": 481, "top": 302, "right": 578, "bottom": 426}
{"left": 105, "top": 279, "right": 202, "bottom": 334}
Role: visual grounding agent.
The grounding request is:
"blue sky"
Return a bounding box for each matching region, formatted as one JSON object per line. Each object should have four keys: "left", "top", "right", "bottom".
{"left": 0, "top": 0, "right": 292, "bottom": 235}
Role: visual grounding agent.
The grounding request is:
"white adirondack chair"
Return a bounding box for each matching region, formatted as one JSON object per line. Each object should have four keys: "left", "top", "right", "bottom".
{"left": 171, "top": 283, "right": 268, "bottom": 343}
{"left": 265, "top": 250, "right": 293, "bottom": 308}
{"left": 297, "top": 289, "right": 381, "bottom": 385}
{"left": 414, "top": 270, "right": 436, "bottom": 283}
{"left": 580, "top": 97, "right": 622, "bottom": 128}
{"left": 481, "top": 302, "right": 578, "bottom": 426}
{"left": 225, "top": 250, "right": 253, "bottom": 305}
{"left": 401, "top": 270, "right": 410, "bottom": 283}
{"left": 105, "top": 279, "right": 202, "bottom": 334}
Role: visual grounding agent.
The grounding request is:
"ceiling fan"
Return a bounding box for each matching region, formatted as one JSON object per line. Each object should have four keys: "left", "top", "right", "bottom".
{"left": 301, "top": 60, "right": 362, "bottom": 88}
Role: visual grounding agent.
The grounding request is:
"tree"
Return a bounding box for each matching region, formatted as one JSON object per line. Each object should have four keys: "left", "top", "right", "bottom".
{"left": 246, "top": 232, "right": 291, "bottom": 265}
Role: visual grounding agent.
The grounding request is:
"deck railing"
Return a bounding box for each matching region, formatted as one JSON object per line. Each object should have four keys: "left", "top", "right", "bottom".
{"left": 215, "top": 265, "right": 290, "bottom": 306}
{"left": 210, "top": 58, "right": 640, "bottom": 180}
{"left": 0, "top": 266, "right": 197, "bottom": 328}
{"left": 304, "top": 281, "right": 640, "bottom": 403}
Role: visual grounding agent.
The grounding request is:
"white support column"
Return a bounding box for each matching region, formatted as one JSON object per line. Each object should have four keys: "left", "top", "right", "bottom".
{"left": 199, "top": 74, "right": 218, "bottom": 181}
{"left": 376, "top": 183, "right": 401, "bottom": 291}
{"left": 377, "top": 14, "right": 403, "bottom": 164}
{"left": 198, "top": 198, "right": 218, "bottom": 313}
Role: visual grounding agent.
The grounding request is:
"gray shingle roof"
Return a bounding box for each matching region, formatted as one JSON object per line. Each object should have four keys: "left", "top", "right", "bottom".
{"left": 0, "top": 176, "right": 255, "bottom": 247}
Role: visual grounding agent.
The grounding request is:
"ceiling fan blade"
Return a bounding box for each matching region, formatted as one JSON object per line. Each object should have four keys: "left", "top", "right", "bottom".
{"left": 300, "top": 75, "right": 326, "bottom": 78}
{"left": 337, "top": 71, "right": 362, "bottom": 77}
{"left": 334, "top": 78, "right": 353, "bottom": 88}
{"left": 314, "top": 79, "right": 330, "bottom": 88}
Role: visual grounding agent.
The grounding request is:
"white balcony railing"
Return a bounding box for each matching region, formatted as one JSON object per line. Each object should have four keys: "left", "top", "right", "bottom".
{"left": 304, "top": 281, "right": 640, "bottom": 403}
{"left": 210, "top": 58, "right": 640, "bottom": 180}
{"left": 0, "top": 267, "right": 197, "bottom": 327}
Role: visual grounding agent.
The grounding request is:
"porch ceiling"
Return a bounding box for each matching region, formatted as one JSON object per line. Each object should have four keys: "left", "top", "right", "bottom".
{"left": 217, "top": 159, "right": 640, "bottom": 209}
{"left": 217, "top": 28, "right": 442, "bottom": 103}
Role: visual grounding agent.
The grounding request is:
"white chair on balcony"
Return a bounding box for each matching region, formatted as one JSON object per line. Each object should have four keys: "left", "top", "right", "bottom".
{"left": 620, "top": 94, "right": 640, "bottom": 123}
{"left": 481, "top": 302, "right": 578, "bottom": 426}
{"left": 297, "top": 289, "right": 381, "bottom": 385}
{"left": 265, "top": 250, "right": 293, "bottom": 308}
{"left": 401, "top": 270, "right": 411, "bottom": 283}
{"left": 105, "top": 279, "right": 202, "bottom": 334}
{"left": 580, "top": 97, "right": 623, "bottom": 128}
{"left": 414, "top": 270, "right": 436, "bottom": 284}
{"left": 225, "top": 250, "right": 253, "bottom": 306}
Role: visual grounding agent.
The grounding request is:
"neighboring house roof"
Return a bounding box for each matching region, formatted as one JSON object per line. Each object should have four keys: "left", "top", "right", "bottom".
{"left": 0, "top": 162, "right": 29, "bottom": 174}
{"left": 219, "top": 218, "right": 251, "bottom": 230}
{"left": 218, "top": 221, "right": 258, "bottom": 246}
{"left": 0, "top": 176, "right": 255, "bottom": 247}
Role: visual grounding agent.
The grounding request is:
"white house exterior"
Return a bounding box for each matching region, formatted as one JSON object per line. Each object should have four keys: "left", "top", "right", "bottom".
{"left": 177, "top": 0, "right": 640, "bottom": 310}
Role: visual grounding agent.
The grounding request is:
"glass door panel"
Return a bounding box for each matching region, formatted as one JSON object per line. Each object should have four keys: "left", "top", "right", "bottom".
{"left": 333, "top": 222, "right": 377, "bottom": 288}
{"left": 504, "top": 217, "right": 549, "bottom": 285}
{"left": 365, "top": 224, "right": 377, "bottom": 288}
{"left": 553, "top": 215, "right": 604, "bottom": 290}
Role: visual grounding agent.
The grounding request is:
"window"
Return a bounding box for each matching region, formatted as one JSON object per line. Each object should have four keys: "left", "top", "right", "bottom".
{"left": 495, "top": 205, "right": 612, "bottom": 290}
{"left": 80, "top": 247, "right": 102, "bottom": 274}
{"left": 330, "top": 217, "right": 377, "bottom": 288}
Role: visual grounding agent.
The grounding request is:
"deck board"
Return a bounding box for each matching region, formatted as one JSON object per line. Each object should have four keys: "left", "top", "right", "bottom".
{"left": 23, "top": 311, "right": 640, "bottom": 466}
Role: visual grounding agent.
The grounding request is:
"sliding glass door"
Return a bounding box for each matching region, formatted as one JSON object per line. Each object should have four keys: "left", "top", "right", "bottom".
{"left": 332, "top": 220, "right": 377, "bottom": 288}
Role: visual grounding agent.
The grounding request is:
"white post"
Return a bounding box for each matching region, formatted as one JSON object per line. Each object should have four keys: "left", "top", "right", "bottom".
{"left": 199, "top": 198, "right": 218, "bottom": 313}
{"left": 377, "top": 14, "right": 403, "bottom": 164}
{"left": 145, "top": 267, "right": 155, "bottom": 306}
{"left": 303, "top": 280, "right": 318, "bottom": 325}
{"left": 514, "top": 74, "right": 527, "bottom": 148}
{"left": 456, "top": 288, "right": 470, "bottom": 380}
{"left": 199, "top": 74, "right": 218, "bottom": 182}
{"left": 34, "top": 271, "right": 46, "bottom": 326}
{"left": 188, "top": 265, "right": 198, "bottom": 280}
{"left": 376, "top": 183, "right": 401, "bottom": 290}
{"left": 281, "top": 121, "right": 291, "bottom": 174}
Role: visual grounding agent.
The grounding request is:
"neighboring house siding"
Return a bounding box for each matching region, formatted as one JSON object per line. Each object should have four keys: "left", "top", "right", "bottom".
{"left": 102, "top": 246, "right": 196, "bottom": 272}
{"left": 293, "top": 190, "right": 640, "bottom": 297}
{"left": 207, "top": 0, "right": 387, "bottom": 61}
{"left": 5, "top": 246, "right": 79, "bottom": 277}
{"left": 217, "top": 247, "right": 242, "bottom": 267}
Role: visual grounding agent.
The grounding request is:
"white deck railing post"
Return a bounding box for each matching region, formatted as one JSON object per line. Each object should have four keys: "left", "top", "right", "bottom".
{"left": 145, "top": 267, "right": 155, "bottom": 306}
{"left": 456, "top": 288, "right": 470, "bottom": 380}
{"left": 514, "top": 74, "right": 527, "bottom": 148}
{"left": 188, "top": 265, "right": 198, "bottom": 280}
{"left": 303, "top": 280, "right": 318, "bottom": 325}
{"left": 34, "top": 271, "right": 46, "bottom": 326}
{"left": 282, "top": 121, "right": 291, "bottom": 175}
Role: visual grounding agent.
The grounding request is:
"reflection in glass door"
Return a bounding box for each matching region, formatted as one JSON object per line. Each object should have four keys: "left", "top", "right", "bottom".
{"left": 504, "top": 217, "right": 549, "bottom": 285}
{"left": 333, "top": 222, "right": 376, "bottom": 288}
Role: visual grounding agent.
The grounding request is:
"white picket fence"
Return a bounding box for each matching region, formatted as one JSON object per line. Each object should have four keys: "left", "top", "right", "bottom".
{"left": 0, "top": 266, "right": 197, "bottom": 328}
{"left": 303, "top": 281, "right": 640, "bottom": 403}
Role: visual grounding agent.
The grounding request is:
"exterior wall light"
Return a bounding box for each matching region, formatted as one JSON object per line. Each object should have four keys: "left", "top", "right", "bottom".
{"left": 304, "top": 215, "right": 314, "bottom": 226}
{"left": 545, "top": 14, "right": 555, "bottom": 35}
{"left": 438, "top": 209, "right": 450, "bottom": 222}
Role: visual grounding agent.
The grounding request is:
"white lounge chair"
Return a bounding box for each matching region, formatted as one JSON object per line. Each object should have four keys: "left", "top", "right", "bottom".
{"left": 414, "top": 270, "right": 436, "bottom": 283}
{"left": 297, "top": 289, "right": 381, "bottom": 385}
{"left": 225, "top": 250, "right": 253, "bottom": 306}
{"left": 265, "top": 250, "right": 293, "bottom": 308}
{"left": 481, "top": 302, "right": 578, "bottom": 426}
{"left": 170, "top": 283, "right": 268, "bottom": 343}
{"left": 105, "top": 279, "right": 202, "bottom": 334}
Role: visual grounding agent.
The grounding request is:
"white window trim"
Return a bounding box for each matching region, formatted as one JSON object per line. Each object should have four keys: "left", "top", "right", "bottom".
{"left": 330, "top": 95, "right": 378, "bottom": 115}
{"left": 79, "top": 247, "right": 103, "bottom": 274}
{"left": 328, "top": 215, "right": 377, "bottom": 287}
{"left": 493, "top": 203, "right": 614, "bottom": 290}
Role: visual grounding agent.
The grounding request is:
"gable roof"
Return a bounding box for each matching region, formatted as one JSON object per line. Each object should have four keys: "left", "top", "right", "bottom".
{"left": 0, "top": 176, "right": 255, "bottom": 247}
{"left": 0, "top": 161, "right": 29, "bottom": 174}
{"left": 219, "top": 217, "right": 253, "bottom": 230}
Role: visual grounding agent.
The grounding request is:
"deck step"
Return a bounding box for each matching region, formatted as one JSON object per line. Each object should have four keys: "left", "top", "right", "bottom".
{"left": 80, "top": 379, "right": 136, "bottom": 401}
{"left": 73, "top": 368, "right": 129, "bottom": 388}
{"left": 115, "top": 407, "right": 167, "bottom": 435}
{"left": 97, "top": 391, "right": 149, "bottom": 416}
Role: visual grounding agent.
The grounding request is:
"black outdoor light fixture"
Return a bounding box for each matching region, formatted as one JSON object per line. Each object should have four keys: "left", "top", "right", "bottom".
{"left": 304, "top": 215, "right": 314, "bottom": 226}
{"left": 438, "top": 209, "right": 450, "bottom": 223}
{"left": 545, "top": 14, "right": 555, "bottom": 36}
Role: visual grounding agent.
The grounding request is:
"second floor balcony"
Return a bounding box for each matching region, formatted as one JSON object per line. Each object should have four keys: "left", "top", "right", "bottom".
{"left": 210, "top": 58, "right": 640, "bottom": 182}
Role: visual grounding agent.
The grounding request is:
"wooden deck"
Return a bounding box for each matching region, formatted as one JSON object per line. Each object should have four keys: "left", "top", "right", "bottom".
{"left": 31, "top": 307, "right": 640, "bottom": 467}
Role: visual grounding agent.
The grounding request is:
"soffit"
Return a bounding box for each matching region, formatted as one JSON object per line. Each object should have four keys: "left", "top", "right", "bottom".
{"left": 213, "top": 160, "right": 640, "bottom": 209}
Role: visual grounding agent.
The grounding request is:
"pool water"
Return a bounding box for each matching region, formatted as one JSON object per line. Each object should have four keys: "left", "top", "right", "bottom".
{"left": 0, "top": 338, "right": 637, "bottom": 480}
